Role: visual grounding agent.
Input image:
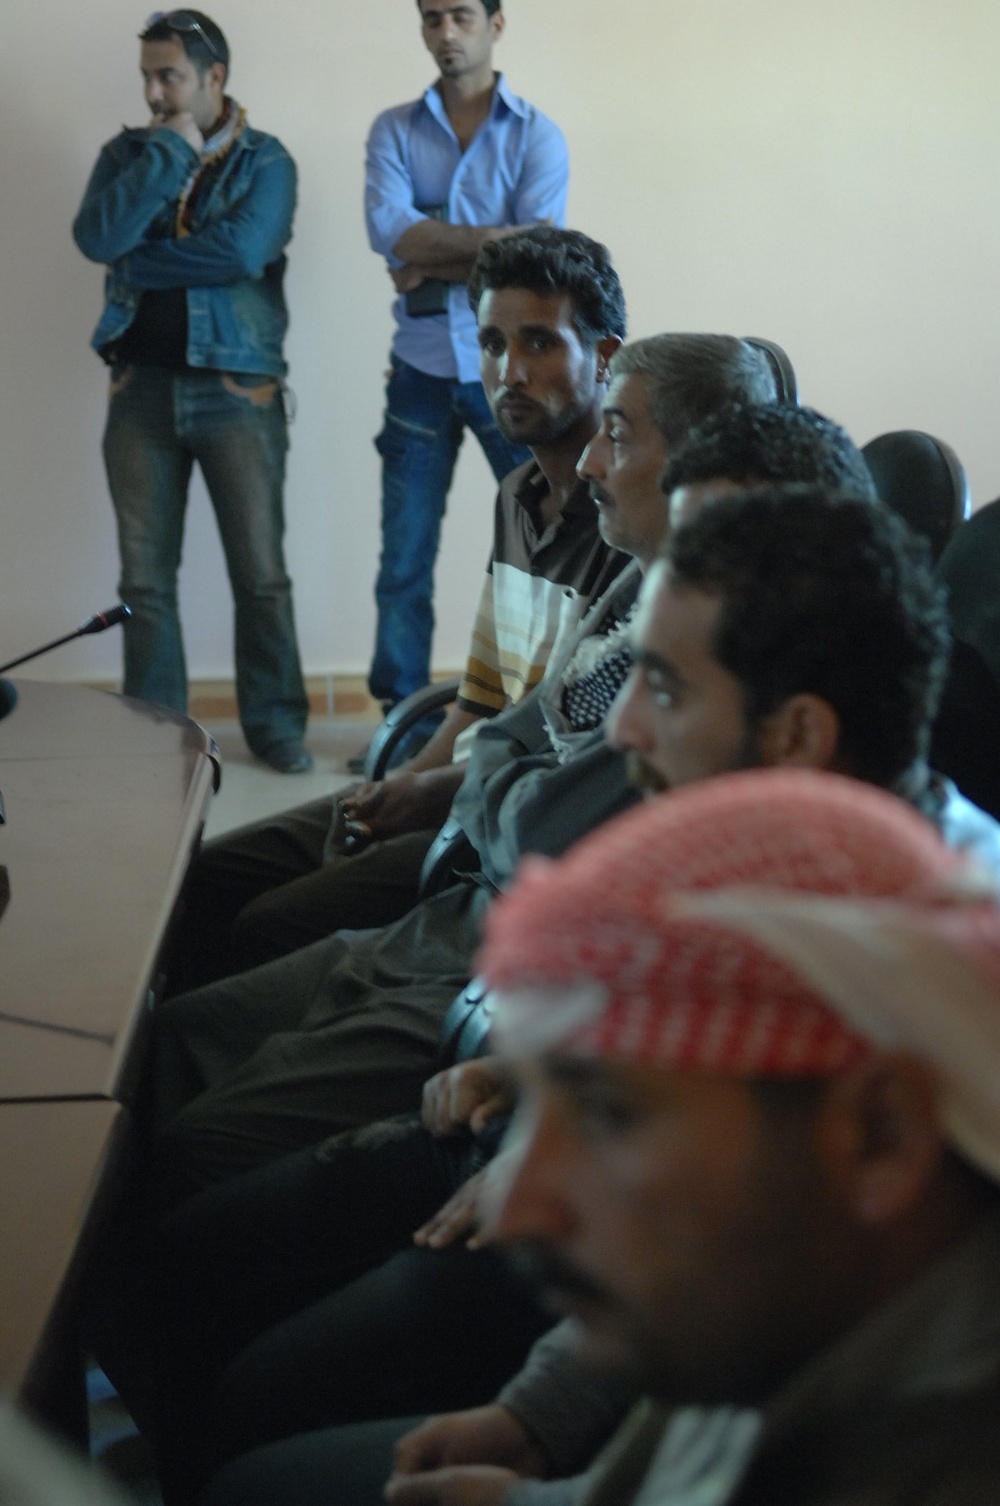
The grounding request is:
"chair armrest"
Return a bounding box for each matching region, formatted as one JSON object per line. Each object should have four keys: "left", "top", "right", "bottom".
{"left": 437, "top": 975, "right": 496, "bottom": 1067}
{"left": 364, "top": 679, "right": 461, "bottom": 781}
{"left": 417, "top": 814, "right": 478, "bottom": 899}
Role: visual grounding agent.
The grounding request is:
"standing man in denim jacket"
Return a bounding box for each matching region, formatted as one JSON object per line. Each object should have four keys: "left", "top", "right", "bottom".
{"left": 73, "top": 10, "right": 311, "bottom": 773}
{"left": 364, "top": 0, "right": 569, "bottom": 726}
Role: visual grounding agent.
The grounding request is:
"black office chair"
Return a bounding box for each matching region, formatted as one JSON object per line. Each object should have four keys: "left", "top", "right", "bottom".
{"left": 437, "top": 975, "right": 496, "bottom": 1067}
{"left": 361, "top": 678, "right": 461, "bottom": 781}
{"left": 862, "top": 430, "right": 970, "bottom": 564}
{"left": 744, "top": 337, "right": 798, "bottom": 404}
{"left": 935, "top": 496, "right": 1000, "bottom": 686}
{"left": 927, "top": 495, "right": 1000, "bottom": 819}
{"left": 353, "top": 679, "right": 479, "bottom": 895}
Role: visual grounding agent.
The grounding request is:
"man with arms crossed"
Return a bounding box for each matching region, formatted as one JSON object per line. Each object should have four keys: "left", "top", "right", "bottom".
{"left": 365, "top": 0, "right": 569, "bottom": 716}
{"left": 73, "top": 10, "right": 310, "bottom": 772}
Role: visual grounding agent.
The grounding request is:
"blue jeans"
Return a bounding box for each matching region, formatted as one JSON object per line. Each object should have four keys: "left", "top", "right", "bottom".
{"left": 102, "top": 365, "right": 308, "bottom": 753}
{"left": 370, "top": 357, "right": 529, "bottom": 705}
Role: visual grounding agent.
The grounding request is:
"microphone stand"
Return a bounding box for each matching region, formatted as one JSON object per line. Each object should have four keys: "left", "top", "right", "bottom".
{"left": 0, "top": 604, "right": 131, "bottom": 675}
{"left": 0, "top": 605, "right": 131, "bottom": 831}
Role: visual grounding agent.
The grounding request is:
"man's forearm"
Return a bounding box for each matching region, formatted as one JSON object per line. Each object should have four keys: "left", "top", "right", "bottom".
{"left": 398, "top": 259, "right": 478, "bottom": 287}
{"left": 73, "top": 138, "right": 194, "bottom": 265}
{"left": 407, "top": 705, "right": 482, "bottom": 773}
{"left": 392, "top": 219, "right": 518, "bottom": 269}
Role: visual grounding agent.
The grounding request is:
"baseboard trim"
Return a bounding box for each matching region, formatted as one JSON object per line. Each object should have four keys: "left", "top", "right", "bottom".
{"left": 75, "top": 673, "right": 461, "bottom": 724}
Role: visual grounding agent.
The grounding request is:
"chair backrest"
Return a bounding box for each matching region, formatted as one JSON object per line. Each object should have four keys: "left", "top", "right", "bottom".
{"left": 935, "top": 495, "right": 1000, "bottom": 687}
{"left": 929, "top": 637, "right": 1000, "bottom": 821}
{"left": 743, "top": 337, "right": 798, "bottom": 404}
{"left": 862, "top": 430, "right": 970, "bottom": 564}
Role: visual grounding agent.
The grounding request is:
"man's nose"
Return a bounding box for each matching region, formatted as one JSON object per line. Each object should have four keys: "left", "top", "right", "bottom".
{"left": 500, "top": 349, "right": 528, "bottom": 387}
{"left": 577, "top": 432, "right": 607, "bottom": 483}
{"left": 485, "top": 1101, "right": 581, "bottom": 1247}
{"left": 606, "top": 670, "right": 650, "bottom": 753}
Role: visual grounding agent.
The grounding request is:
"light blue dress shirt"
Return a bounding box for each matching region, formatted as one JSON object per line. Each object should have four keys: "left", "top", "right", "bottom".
{"left": 365, "top": 73, "right": 569, "bottom": 384}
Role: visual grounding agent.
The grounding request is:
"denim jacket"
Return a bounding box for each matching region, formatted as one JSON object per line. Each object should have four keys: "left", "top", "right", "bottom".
{"left": 73, "top": 118, "right": 296, "bottom": 377}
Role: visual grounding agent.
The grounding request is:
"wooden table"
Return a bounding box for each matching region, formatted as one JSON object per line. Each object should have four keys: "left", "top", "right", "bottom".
{"left": 0, "top": 682, "right": 217, "bottom": 1407}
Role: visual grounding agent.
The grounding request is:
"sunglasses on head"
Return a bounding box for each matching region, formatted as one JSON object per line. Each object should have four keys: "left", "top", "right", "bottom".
{"left": 141, "top": 10, "right": 222, "bottom": 62}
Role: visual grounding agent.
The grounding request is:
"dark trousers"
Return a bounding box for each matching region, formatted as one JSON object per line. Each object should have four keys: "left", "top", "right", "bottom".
{"left": 152, "top": 882, "right": 490, "bottom": 1205}
{"left": 141, "top": 1117, "right": 548, "bottom": 1498}
{"left": 198, "top": 1417, "right": 422, "bottom": 1506}
{"left": 170, "top": 795, "right": 435, "bottom": 992}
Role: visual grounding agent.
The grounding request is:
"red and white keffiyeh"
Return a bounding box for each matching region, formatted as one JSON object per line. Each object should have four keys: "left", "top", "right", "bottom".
{"left": 480, "top": 768, "right": 1000, "bottom": 1179}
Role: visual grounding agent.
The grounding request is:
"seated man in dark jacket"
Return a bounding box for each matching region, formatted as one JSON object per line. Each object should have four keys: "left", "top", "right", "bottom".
{"left": 149, "top": 334, "right": 779, "bottom": 1204}
{"left": 440, "top": 766, "right": 1000, "bottom": 1506}
{"left": 148, "top": 432, "right": 1000, "bottom": 1503}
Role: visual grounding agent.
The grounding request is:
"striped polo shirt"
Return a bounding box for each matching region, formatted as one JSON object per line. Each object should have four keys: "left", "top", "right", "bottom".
{"left": 458, "top": 459, "right": 631, "bottom": 719}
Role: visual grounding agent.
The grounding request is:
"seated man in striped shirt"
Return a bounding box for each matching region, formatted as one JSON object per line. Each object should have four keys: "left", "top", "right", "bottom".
{"left": 172, "top": 228, "right": 629, "bottom": 989}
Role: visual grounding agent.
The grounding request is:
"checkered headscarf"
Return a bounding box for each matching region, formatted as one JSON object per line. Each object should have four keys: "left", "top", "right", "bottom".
{"left": 480, "top": 769, "right": 1000, "bottom": 1180}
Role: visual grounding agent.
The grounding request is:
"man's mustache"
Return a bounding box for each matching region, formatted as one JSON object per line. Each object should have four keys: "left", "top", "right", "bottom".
{"left": 504, "top": 1242, "right": 612, "bottom": 1309}
{"left": 625, "top": 749, "right": 667, "bottom": 793}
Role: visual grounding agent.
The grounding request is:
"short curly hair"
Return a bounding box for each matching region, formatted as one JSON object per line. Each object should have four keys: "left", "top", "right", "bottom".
{"left": 468, "top": 227, "right": 626, "bottom": 346}
{"left": 666, "top": 485, "right": 950, "bottom": 788}
{"left": 661, "top": 404, "right": 878, "bottom": 500}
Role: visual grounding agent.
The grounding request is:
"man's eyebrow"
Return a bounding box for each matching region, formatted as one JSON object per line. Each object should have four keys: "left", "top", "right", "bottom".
{"left": 601, "top": 403, "right": 632, "bottom": 428}
{"left": 517, "top": 323, "right": 561, "bottom": 340}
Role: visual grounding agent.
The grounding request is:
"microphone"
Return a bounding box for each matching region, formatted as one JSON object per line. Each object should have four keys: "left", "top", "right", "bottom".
{"left": 0, "top": 679, "right": 16, "bottom": 722}
{"left": 0, "top": 604, "right": 131, "bottom": 675}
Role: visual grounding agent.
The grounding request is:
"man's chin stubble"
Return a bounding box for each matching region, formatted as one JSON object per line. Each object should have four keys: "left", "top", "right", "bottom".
{"left": 625, "top": 750, "right": 668, "bottom": 794}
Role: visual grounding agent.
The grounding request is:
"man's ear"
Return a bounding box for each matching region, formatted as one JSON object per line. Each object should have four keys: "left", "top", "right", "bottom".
{"left": 491, "top": 9, "right": 506, "bottom": 43}
{"left": 757, "top": 693, "right": 841, "bottom": 771}
{"left": 817, "top": 1057, "right": 945, "bottom": 1227}
{"left": 208, "top": 61, "right": 227, "bottom": 97}
{"left": 595, "top": 334, "right": 623, "bottom": 383}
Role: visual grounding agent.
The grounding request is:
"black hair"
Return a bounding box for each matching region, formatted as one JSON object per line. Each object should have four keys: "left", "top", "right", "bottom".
{"left": 416, "top": 0, "right": 502, "bottom": 14}
{"left": 468, "top": 226, "right": 627, "bottom": 345}
{"left": 140, "top": 10, "right": 229, "bottom": 80}
{"left": 666, "top": 485, "right": 951, "bottom": 788}
{"left": 662, "top": 404, "right": 878, "bottom": 501}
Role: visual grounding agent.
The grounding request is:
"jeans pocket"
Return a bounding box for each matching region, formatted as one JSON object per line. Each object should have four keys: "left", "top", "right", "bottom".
{"left": 220, "top": 373, "right": 281, "bottom": 408}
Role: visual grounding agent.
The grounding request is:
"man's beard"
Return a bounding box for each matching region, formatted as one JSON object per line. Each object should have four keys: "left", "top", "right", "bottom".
{"left": 495, "top": 397, "right": 585, "bottom": 449}
{"left": 624, "top": 722, "right": 766, "bottom": 798}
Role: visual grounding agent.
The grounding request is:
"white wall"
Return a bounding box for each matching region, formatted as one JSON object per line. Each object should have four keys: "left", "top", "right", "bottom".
{"left": 2, "top": 1, "right": 999, "bottom": 684}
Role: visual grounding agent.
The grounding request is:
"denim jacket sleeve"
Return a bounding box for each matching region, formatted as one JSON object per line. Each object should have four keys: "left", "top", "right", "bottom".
{"left": 73, "top": 127, "right": 296, "bottom": 289}
{"left": 120, "top": 144, "right": 297, "bottom": 289}
{"left": 72, "top": 129, "right": 198, "bottom": 264}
